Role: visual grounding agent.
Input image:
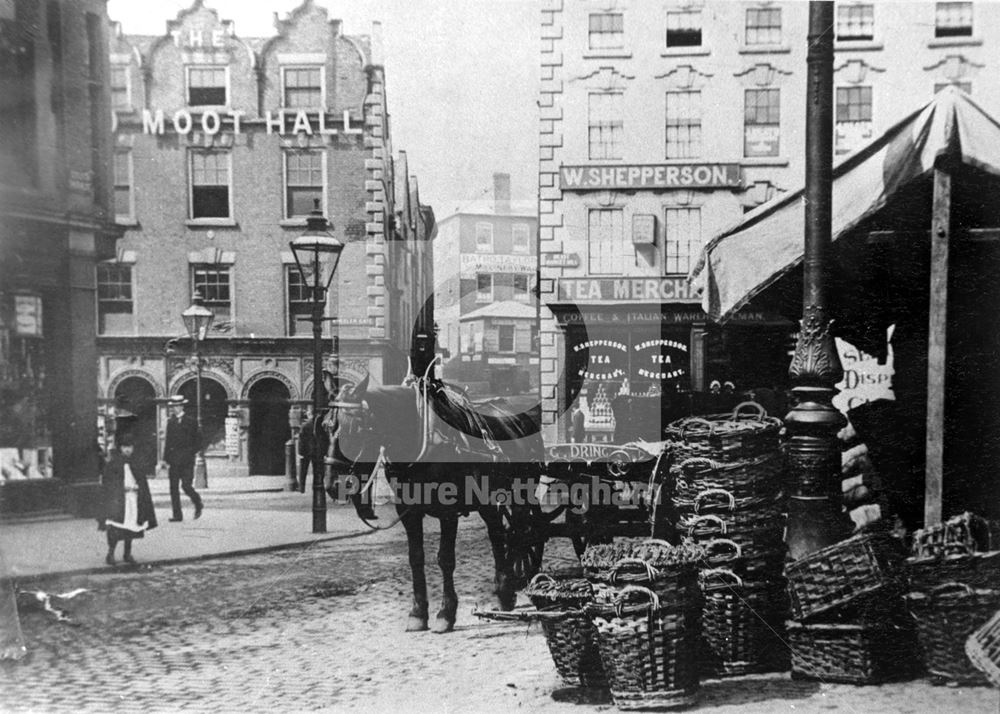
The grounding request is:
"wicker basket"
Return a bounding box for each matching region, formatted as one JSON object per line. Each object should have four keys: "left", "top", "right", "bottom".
{"left": 581, "top": 540, "right": 705, "bottom": 602}
{"left": 663, "top": 402, "right": 783, "bottom": 464}
{"left": 679, "top": 488, "right": 786, "bottom": 526}
{"left": 911, "top": 512, "right": 1000, "bottom": 559}
{"left": 701, "top": 539, "right": 786, "bottom": 582}
{"left": 905, "top": 546, "right": 1000, "bottom": 592}
{"left": 785, "top": 530, "right": 906, "bottom": 621}
{"left": 906, "top": 582, "right": 1000, "bottom": 685}
{"left": 786, "top": 620, "right": 919, "bottom": 684}
{"left": 966, "top": 607, "right": 1000, "bottom": 688}
{"left": 672, "top": 454, "right": 785, "bottom": 506}
{"left": 586, "top": 585, "right": 700, "bottom": 710}
{"left": 684, "top": 513, "right": 785, "bottom": 554}
{"left": 524, "top": 573, "right": 606, "bottom": 688}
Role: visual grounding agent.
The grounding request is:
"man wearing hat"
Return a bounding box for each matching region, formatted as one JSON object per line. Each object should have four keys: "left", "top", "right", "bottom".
{"left": 160, "top": 395, "right": 203, "bottom": 521}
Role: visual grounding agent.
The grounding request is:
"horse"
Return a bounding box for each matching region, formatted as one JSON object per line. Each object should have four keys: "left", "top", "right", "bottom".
{"left": 327, "top": 373, "right": 545, "bottom": 634}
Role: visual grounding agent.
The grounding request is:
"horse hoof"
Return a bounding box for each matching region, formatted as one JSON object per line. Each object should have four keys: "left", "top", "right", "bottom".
{"left": 406, "top": 617, "right": 429, "bottom": 632}
{"left": 431, "top": 618, "right": 455, "bottom": 634}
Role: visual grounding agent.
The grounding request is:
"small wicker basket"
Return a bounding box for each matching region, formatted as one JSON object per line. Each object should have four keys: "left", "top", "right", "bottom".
{"left": 910, "top": 512, "right": 1000, "bottom": 559}
{"left": 965, "top": 607, "right": 1000, "bottom": 688}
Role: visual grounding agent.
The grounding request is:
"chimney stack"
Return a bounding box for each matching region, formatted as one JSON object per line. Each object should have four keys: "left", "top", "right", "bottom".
{"left": 493, "top": 172, "right": 511, "bottom": 214}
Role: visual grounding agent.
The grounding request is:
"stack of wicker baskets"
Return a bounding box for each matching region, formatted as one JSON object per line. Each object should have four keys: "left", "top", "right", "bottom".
{"left": 580, "top": 539, "right": 705, "bottom": 710}
{"left": 784, "top": 529, "right": 918, "bottom": 683}
{"left": 904, "top": 512, "right": 1000, "bottom": 685}
{"left": 663, "top": 403, "right": 789, "bottom": 676}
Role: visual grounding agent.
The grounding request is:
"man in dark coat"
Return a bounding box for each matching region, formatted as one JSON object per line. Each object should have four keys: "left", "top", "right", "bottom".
{"left": 101, "top": 435, "right": 157, "bottom": 565}
{"left": 160, "top": 395, "right": 203, "bottom": 522}
{"left": 297, "top": 409, "right": 329, "bottom": 494}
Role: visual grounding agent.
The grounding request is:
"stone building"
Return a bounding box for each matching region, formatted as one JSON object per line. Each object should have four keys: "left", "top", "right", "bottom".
{"left": 537, "top": 0, "right": 1000, "bottom": 443}
{"left": 0, "top": 0, "right": 119, "bottom": 515}
{"left": 98, "top": 0, "right": 434, "bottom": 477}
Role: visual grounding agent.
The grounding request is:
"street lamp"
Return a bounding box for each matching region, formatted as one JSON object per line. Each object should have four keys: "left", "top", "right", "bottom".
{"left": 182, "top": 291, "right": 214, "bottom": 489}
{"left": 290, "top": 199, "right": 344, "bottom": 534}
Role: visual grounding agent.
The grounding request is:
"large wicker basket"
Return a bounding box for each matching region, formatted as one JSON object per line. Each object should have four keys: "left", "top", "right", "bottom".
{"left": 786, "top": 620, "right": 919, "bottom": 684}
{"left": 906, "top": 582, "right": 1000, "bottom": 685}
{"left": 581, "top": 540, "right": 704, "bottom": 604}
{"left": 684, "top": 513, "right": 785, "bottom": 553}
{"left": 701, "top": 539, "right": 786, "bottom": 582}
{"left": 663, "top": 402, "right": 783, "bottom": 464}
{"left": 905, "top": 546, "right": 1000, "bottom": 592}
{"left": 671, "top": 454, "right": 785, "bottom": 506}
{"left": 966, "top": 607, "right": 1000, "bottom": 688}
{"left": 586, "top": 585, "right": 700, "bottom": 710}
{"left": 785, "top": 530, "right": 906, "bottom": 621}
{"left": 911, "top": 512, "right": 1000, "bottom": 559}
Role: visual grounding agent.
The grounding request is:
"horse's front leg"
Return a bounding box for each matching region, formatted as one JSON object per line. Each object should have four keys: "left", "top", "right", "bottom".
{"left": 479, "top": 505, "right": 516, "bottom": 611}
{"left": 401, "top": 509, "right": 429, "bottom": 632}
{"left": 432, "top": 515, "right": 459, "bottom": 634}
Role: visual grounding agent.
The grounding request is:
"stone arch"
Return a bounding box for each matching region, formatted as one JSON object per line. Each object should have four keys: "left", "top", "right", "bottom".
{"left": 106, "top": 368, "right": 165, "bottom": 400}
{"left": 168, "top": 368, "right": 239, "bottom": 401}
{"left": 241, "top": 370, "right": 299, "bottom": 401}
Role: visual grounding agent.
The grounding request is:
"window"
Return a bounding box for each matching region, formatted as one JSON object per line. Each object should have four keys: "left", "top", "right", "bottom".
{"left": 745, "top": 7, "right": 781, "bottom": 45}
{"left": 286, "top": 265, "right": 318, "bottom": 336}
{"left": 476, "top": 274, "right": 493, "bottom": 303}
{"left": 0, "top": 10, "right": 37, "bottom": 187}
{"left": 665, "top": 91, "right": 702, "bottom": 159}
{"left": 513, "top": 274, "right": 530, "bottom": 302}
{"left": 111, "top": 65, "right": 130, "bottom": 110}
{"left": 498, "top": 325, "right": 515, "bottom": 353}
{"left": 192, "top": 266, "right": 232, "bottom": 326}
{"left": 664, "top": 207, "right": 702, "bottom": 275}
{"left": 475, "top": 223, "right": 494, "bottom": 253}
{"left": 666, "top": 10, "right": 702, "bottom": 48}
{"left": 836, "top": 4, "right": 874, "bottom": 42}
{"left": 187, "top": 67, "right": 227, "bottom": 106}
{"left": 190, "top": 151, "right": 231, "bottom": 219}
{"left": 935, "top": 2, "right": 972, "bottom": 38}
{"left": 588, "top": 92, "right": 623, "bottom": 160}
{"left": 113, "top": 151, "right": 132, "bottom": 220}
{"left": 935, "top": 81, "right": 972, "bottom": 94}
{"left": 835, "top": 86, "right": 872, "bottom": 154}
{"left": 744, "top": 88, "right": 780, "bottom": 158}
{"left": 285, "top": 151, "right": 324, "bottom": 218}
{"left": 283, "top": 66, "right": 323, "bottom": 109}
{"left": 588, "top": 209, "right": 624, "bottom": 275}
{"left": 512, "top": 223, "right": 530, "bottom": 253}
{"left": 588, "top": 13, "right": 624, "bottom": 50}
{"left": 96, "top": 263, "right": 133, "bottom": 335}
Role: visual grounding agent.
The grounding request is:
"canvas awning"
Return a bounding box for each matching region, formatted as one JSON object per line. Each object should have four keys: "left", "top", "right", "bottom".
{"left": 690, "top": 87, "right": 1000, "bottom": 322}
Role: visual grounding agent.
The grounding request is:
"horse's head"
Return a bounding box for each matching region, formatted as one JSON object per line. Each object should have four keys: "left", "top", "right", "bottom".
{"left": 329, "top": 375, "right": 378, "bottom": 469}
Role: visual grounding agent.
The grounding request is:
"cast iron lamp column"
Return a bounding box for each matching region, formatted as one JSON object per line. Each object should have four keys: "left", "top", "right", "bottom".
{"left": 290, "top": 200, "right": 344, "bottom": 534}
{"left": 784, "top": 1, "right": 852, "bottom": 561}
{"left": 181, "top": 292, "right": 214, "bottom": 490}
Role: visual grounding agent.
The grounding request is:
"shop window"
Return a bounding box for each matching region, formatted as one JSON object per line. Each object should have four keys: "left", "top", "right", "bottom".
{"left": 588, "top": 13, "right": 624, "bottom": 51}
{"left": 285, "top": 150, "right": 324, "bottom": 218}
{"left": 476, "top": 273, "right": 493, "bottom": 303}
{"left": 192, "top": 266, "right": 232, "bottom": 326}
{"left": 744, "top": 88, "right": 780, "bottom": 158}
{"left": 665, "top": 90, "right": 702, "bottom": 159}
{"left": 935, "top": 81, "right": 972, "bottom": 94}
{"left": 835, "top": 86, "right": 873, "bottom": 154}
{"left": 836, "top": 3, "right": 874, "bottom": 42}
{"left": 498, "top": 325, "right": 515, "bottom": 353}
{"left": 935, "top": 2, "right": 972, "bottom": 37}
{"left": 187, "top": 67, "right": 227, "bottom": 107}
{"left": 666, "top": 9, "right": 702, "bottom": 48}
{"left": 588, "top": 208, "right": 624, "bottom": 275}
{"left": 113, "top": 151, "right": 133, "bottom": 221}
{"left": 475, "top": 222, "right": 494, "bottom": 253}
{"left": 283, "top": 66, "right": 323, "bottom": 109}
{"left": 514, "top": 273, "right": 530, "bottom": 302}
{"left": 190, "top": 151, "right": 231, "bottom": 219}
{"left": 97, "top": 262, "right": 134, "bottom": 335}
{"left": 512, "top": 223, "right": 530, "bottom": 253}
{"left": 110, "top": 65, "right": 130, "bottom": 111}
{"left": 588, "top": 92, "right": 623, "bottom": 160}
{"left": 745, "top": 7, "right": 781, "bottom": 45}
{"left": 664, "top": 207, "right": 702, "bottom": 275}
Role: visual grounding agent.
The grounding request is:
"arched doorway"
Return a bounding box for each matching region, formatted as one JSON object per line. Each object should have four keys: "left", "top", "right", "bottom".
{"left": 178, "top": 377, "right": 228, "bottom": 455}
{"left": 113, "top": 377, "right": 157, "bottom": 477}
{"left": 247, "top": 378, "right": 290, "bottom": 475}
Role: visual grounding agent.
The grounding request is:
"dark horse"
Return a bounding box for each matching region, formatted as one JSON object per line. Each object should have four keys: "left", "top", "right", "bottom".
{"left": 328, "top": 374, "right": 544, "bottom": 633}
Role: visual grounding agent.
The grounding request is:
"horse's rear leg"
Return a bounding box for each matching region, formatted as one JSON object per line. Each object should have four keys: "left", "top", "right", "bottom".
{"left": 401, "top": 509, "right": 429, "bottom": 632}
{"left": 432, "top": 515, "right": 459, "bottom": 634}
{"left": 480, "top": 506, "right": 516, "bottom": 611}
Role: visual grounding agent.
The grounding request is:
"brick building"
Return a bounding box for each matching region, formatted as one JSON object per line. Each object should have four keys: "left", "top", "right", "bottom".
{"left": 98, "top": 0, "right": 434, "bottom": 477}
{"left": 1, "top": 0, "right": 119, "bottom": 515}
{"left": 537, "top": 0, "right": 1000, "bottom": 443}
{"left": 434, "top": 173, "right": 538, "bottom": 396}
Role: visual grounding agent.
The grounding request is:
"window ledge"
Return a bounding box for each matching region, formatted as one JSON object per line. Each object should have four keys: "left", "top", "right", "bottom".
{"left": 279, "top": 218, "right": 308, "bottom": 228}
{"left": 738, "top": 44, "right": 791, "bottom": 55}
{"left": 660, "top": 47, "right": 711, "bottom": 57}
{"left": 583, "top": 49, "right": 633, "bottom": 59}
{"left": 927, "top": 36, "right": 982, "bottom": 49}
{"left": 115, "top": 217, "right": 139, "bottom": 228}
{"left": 186, "top": 218, "right": 237, "bottom": 228}
{"left": 834, "top": 40, "right": 884, "bottom": 52}
{"left": 741, "top": 157, "right": 790, "bottom": 167}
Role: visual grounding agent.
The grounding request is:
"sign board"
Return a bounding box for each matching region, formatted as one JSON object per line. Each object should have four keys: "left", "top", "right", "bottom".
{"left": 555, "top": 277, "right": 699, "bottom": 303}
{"left": 833, "top": 336, "right": 895, "bottom": 414}
{"left": 460, "top": 253, "right": 535, "bottom": 278}
{"left": 554, "top": 308, "right": 792, "bottom": 326}
{"left": 560, "top": 164, "right": 742, "bottom": 191}
{"left": 632, "top": 214, "right": 657, "bottom": 245}
{"left": 540, "top": 252, "right": 580, "bottom": 268}
{"left": 14, "top": 294, "right": 42, "bottom": 337}
{"left": 225, "top": 417, "right": 240, "bottom": 457}
{"left": 545, "top": 442, "right": 654, "bottom": 465}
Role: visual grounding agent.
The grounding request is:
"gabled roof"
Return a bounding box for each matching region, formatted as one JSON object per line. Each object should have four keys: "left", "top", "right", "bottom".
{"left": 459, "top": 301, "right": 537, "bottom": 322}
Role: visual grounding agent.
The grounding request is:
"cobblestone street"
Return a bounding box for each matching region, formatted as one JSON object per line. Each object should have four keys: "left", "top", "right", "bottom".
{"left": 2, "top": 520, "right": 998, "bottom": 713}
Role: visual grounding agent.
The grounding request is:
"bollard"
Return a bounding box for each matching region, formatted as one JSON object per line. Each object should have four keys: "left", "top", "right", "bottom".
{"left": 286, "top": 438, "right": 298, "bottom": 491}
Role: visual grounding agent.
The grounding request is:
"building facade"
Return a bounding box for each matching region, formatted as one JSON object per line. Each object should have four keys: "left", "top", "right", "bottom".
{"left": 538, "top": 0, "right": 1000, "bottom": 443}
{"left": 1, "top": 0, "right": 119, "bottom": 515}
{"left": 434, "top": 174, "right": 538, "bottom": 396}
{"left": 99, "top": 0, "right": 434, "bottom": 477}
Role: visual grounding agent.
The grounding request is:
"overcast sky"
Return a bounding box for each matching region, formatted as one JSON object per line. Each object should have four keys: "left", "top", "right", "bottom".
{"left": 106, "top": 0, "right": 538, "bottom": 216}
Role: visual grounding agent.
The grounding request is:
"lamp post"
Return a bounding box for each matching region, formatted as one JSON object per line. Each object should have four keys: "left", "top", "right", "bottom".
{"left": 290, "top": 200, "right": 344, "bottom": 534}
{"left": 181, "top": 291, "right": 214, "bottom": 489}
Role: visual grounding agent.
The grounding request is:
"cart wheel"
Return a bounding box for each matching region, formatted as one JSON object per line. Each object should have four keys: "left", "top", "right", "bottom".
{"left": 499, "top": 502, "right": 546, "bottom": 589}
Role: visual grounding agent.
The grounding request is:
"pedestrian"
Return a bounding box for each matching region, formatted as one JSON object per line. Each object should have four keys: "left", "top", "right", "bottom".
{"left": 571, "top": 403, "right": 586, "bottom": 444}
{"left": 159, "top": 395, "right": 204, "bottom": 522}
{"left": 298, "top": 408, "right": 329, "bottom": 494}
{"left": 100, "top": 434, "right": 157, "bottom": 566}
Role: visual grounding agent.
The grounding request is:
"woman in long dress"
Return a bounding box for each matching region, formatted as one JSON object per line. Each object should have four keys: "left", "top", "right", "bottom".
{"left": 100, "top": 434, "right": 157, "bottom": 565}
